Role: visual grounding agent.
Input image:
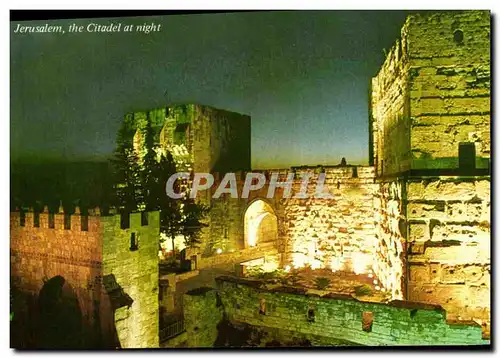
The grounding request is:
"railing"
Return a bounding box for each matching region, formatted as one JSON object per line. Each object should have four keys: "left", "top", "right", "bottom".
{"left": 160, "top": 318, "right": 185, "bottom": 342}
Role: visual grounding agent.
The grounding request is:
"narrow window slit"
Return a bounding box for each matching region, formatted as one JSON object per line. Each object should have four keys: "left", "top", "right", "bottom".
{"left": 307, "top": 308, "right": 315, "bottom": 322}
{"left": 362, "top": 312, "right": 373, "bottom": 332}
{"left": 130, "top": 232, "right": 138, "bottom": 251}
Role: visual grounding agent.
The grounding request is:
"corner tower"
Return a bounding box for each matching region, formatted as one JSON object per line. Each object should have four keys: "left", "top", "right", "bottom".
{"left": 370, "top": 10, "right": 491, "bottom": 334}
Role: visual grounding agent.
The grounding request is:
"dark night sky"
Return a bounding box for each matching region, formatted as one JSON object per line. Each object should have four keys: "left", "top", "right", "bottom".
{"left": 10, "top": 11, "right": 408, "bottom": 169}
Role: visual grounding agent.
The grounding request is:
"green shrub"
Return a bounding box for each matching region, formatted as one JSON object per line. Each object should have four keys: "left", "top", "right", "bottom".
{"left": 246, "top": 265, "right": 264, "bottom": 278}
{"left": 258, "top": 271, "right": 278, "bottom": 280}
{"left": 247, "top": 266, "right": 281, "bottom": 281}
{"left": 314, "top": 277, "right": 331, "bottom": 290}
{"left": 354, "top": 284, "right": 373, "bottom": 296}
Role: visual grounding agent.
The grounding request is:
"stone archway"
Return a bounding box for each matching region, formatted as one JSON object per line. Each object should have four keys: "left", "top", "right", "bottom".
{"left": 244, "top": 199, "right": 278, "bottom": 249}
{"left": 36, "top": 275, "right": 84, "bottom": 349}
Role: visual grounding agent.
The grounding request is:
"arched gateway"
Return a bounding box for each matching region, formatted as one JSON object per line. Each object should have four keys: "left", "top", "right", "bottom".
{"left": 243, "top": 199, "right": 278, "bottom": 250}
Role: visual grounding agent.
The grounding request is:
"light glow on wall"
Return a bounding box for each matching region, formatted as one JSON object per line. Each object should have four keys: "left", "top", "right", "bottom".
{"left": 244, "top": 200, "right": 278, "bottom": 249}
{"left": 247, "top": 213, "right": 269, "bottom": 247}
{"left": 351, "top": 252, "right": 373, "bottom": 275}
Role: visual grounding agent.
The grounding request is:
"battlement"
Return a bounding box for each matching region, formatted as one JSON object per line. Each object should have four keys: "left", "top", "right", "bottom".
{"left": 210, "top": 165, "right": 376, "bottom": 185}
{"left": 10, "top": 206, "right": 160, "bottom": 233}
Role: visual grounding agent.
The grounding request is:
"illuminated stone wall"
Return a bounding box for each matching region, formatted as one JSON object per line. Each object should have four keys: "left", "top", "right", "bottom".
{"left": 370, "top": 26, "right": 411, "bottom": 177}
{"left": 406, "top": 11, "right": 490, "bottom": 169}
{"left": 183, "top": 287, "right": 223, "bottom": 347}
{"left": 10, "top": 209, "right": 160, "bottom": 348}
{"left": 370, "top": 10, "right": 491, "bottom": 331}
{"left": 200, "top": 192, "right": 247, "bottom": 256}
{"left": 373, "top": 180, "right": 406, "bottom": 300}
{"left": 371, "top": 10, "right": 490, "bottom": 174}
{"left": 193, "top": 171, "right": 286, "bottom": 259}
{"left": 281, "top": 167, "right": 378, "bottom": 275}
{"left": 183, "top": 276, "right": 488, "bottom": 346}
{"left": 101, "top": 211, "right": 160, "bottom": 348}
{"left": 10, "top": 208, "right": 106, "bottom": 347}
{"left": 406, "top": 178, "right": 490, "bottom": 331}
{"left": 196, "top": 166, "right": 411, "bottom": 300}
{"left": 196, "top": 167, "right": 382, "bottom": 280}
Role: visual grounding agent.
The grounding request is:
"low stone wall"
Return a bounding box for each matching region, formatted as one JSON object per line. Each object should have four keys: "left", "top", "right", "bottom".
{"left": 183, "top": 287, "right": 223, "bottom": 347}
{"left": 198, "top": 245, "right": 278, "bottom": 270}
{"left": 209, "top": 276, "right": 488, "bottom": 346}
{"left": 160, "top": 331, "right": 188, "bottom": 348}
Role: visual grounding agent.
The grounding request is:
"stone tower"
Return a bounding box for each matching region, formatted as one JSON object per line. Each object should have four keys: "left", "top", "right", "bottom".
{"left": 125, "top": 104, "right": 251, "bottom": 175}
{"left": 123, "top": 104, "right": 252, "bottom": 256}
{"left": 370, "top": 10, "right": 490, "bottom": 332}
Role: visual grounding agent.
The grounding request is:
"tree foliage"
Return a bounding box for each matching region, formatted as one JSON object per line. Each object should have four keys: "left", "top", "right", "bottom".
{"left": 111, "top": 114, "right": 209, "bottom": 253}
{"left": 181, "top": 198, "right": 209, "bottom": 249}
{"left": 111, "top": 124, "right": 139, "bottom": 212}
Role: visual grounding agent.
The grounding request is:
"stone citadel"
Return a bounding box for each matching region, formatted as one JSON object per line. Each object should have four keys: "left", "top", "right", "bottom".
{"left": 10, "top": 10, "right": 490, "bottom": 348}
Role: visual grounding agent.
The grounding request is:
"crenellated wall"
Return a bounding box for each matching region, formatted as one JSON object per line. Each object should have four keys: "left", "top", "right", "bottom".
{"left": 10, "top": 207, "right": 105, "bottom": 348}
{"left": 10, "top": 208, "right": 160, "bottom": 349}
{"left": 101, "top": 211, "right": 160, "bottom": 348}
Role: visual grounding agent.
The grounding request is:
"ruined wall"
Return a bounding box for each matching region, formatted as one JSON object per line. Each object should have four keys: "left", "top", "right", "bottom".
{"left": 213, "top": 276, "right": 487, "bottom": 346}
{"left": 101, "top": 211, "right": 160, "bottom": 348}
{"left": 407, "top": 11, "right": 490, "bottom": 169}
{"left": 373, "top": 180, "right": 406, "bottom": 300}
{"left": 406, "top": 178, "right": 490, "bottom": 332}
